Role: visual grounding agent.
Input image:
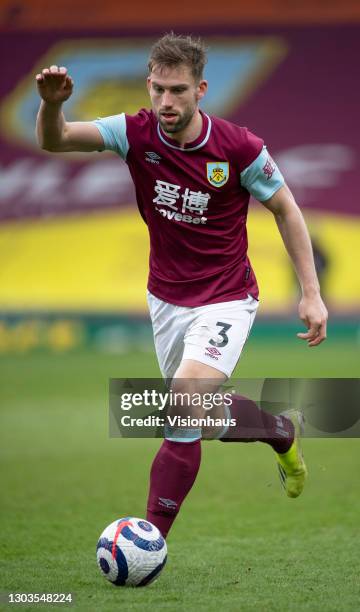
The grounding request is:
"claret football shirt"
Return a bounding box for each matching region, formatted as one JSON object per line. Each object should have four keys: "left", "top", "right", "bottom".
{"left": 94, "top": 109, "right": 284, "bottom": 307}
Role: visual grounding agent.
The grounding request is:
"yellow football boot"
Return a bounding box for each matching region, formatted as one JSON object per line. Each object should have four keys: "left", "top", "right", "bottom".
{"left": 276, "top": 410, "right": 308, "bottom": 498}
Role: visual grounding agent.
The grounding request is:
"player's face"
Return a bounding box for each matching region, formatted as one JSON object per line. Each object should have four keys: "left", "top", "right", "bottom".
{"left": 147, "top": 64, "right": 207, "bottom": 135}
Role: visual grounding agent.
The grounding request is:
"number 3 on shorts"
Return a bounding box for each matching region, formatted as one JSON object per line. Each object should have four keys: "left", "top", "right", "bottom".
{"left": 209, "top": 322, "right": 232, "bottom": 348}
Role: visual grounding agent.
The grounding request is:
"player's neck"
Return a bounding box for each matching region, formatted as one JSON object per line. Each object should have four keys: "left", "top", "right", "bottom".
{"left": 164, "top": 109, "right": 203, "bottom": 148}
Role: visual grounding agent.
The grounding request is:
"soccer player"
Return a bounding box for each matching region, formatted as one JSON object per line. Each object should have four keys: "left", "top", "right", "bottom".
{"left": 35, "top": 33, "right": 328, "bottom": 538}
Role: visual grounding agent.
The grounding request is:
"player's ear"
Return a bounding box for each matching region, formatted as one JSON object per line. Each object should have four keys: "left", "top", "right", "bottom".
{"left": 146, "top": 76, "right": 152, "bottom": 93}
{"left": 196, "top": 80, "right": 208, "bottom": 101}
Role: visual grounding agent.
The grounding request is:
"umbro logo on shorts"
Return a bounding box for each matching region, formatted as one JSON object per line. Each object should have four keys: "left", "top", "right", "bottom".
{"left": 158, "top": 497, "right": 177, "bottom": 509}
{"left": 205, "top": 346, "right": 222, "bottom": 360}
{"left": 145, "top": 151, "right": 161, "bottom": 164}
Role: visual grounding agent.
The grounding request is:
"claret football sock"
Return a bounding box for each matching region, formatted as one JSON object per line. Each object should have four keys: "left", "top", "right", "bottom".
{"left": 220, "top": 394, "right": 294, "bottom": 454}
{"left": 146, "top": 438, "right": 201, "bottom": 538}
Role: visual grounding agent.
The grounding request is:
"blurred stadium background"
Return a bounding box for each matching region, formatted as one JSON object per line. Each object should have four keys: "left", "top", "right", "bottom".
{"left": 0, "top": 0, "right": 359, "bottom": 353}
{"left": 0, "top": 2, "right": 359, "bottom": 610}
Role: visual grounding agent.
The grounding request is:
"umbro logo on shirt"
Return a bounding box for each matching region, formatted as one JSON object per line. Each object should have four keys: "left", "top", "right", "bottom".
{"left": 145, "top": 151, "right": 161, "bottom": 164}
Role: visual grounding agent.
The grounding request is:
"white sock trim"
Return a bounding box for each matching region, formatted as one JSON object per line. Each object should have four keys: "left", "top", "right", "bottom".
{"left": 164, "top": 425, "right": 202, "bottom": 442}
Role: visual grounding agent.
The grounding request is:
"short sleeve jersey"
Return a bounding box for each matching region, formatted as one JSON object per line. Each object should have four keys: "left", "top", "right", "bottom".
{"left": 94, "top": 109, "right": 284, "bottom": 307}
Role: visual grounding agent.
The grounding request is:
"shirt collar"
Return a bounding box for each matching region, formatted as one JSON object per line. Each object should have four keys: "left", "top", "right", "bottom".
{"left": 156, "top": 110, "right": 212, "bottom": 152}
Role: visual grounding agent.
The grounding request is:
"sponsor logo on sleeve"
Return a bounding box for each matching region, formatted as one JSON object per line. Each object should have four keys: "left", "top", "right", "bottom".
{"left": 262, "top": 157, "right": 276, "bottom": 180}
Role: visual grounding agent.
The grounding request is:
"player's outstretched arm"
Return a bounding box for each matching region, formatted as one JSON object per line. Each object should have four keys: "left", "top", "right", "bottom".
{"left": 35, "top": 65, "right": 104, "bottom": 152}
{"left": 262, "top": 184, "right": 328, "bottom": 347}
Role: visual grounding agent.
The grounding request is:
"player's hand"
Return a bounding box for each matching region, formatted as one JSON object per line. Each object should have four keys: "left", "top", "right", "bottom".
{"left": 297, "top": 293, "right": 328, "bottom": 347}
{"left": 35, "top": 66, "right": 73, "bottom": 104}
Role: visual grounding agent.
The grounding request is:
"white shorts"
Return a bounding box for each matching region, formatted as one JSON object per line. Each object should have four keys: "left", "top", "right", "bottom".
{"left": 147, "top": 291, "right": 259, "bottom": 379}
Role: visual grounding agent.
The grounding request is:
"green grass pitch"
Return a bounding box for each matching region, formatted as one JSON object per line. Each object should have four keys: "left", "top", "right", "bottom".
{"left": 0, "top": 337, "right": 359, "bottom": 611}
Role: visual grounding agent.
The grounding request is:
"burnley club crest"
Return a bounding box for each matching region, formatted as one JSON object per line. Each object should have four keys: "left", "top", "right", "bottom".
{"left": 206, "top": 162, "right": 229, "bottom": 187}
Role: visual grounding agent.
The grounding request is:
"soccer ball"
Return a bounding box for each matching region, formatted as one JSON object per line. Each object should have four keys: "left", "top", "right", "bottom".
{"left": 96, "top": 517, "right": 167, "bottom": 587}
